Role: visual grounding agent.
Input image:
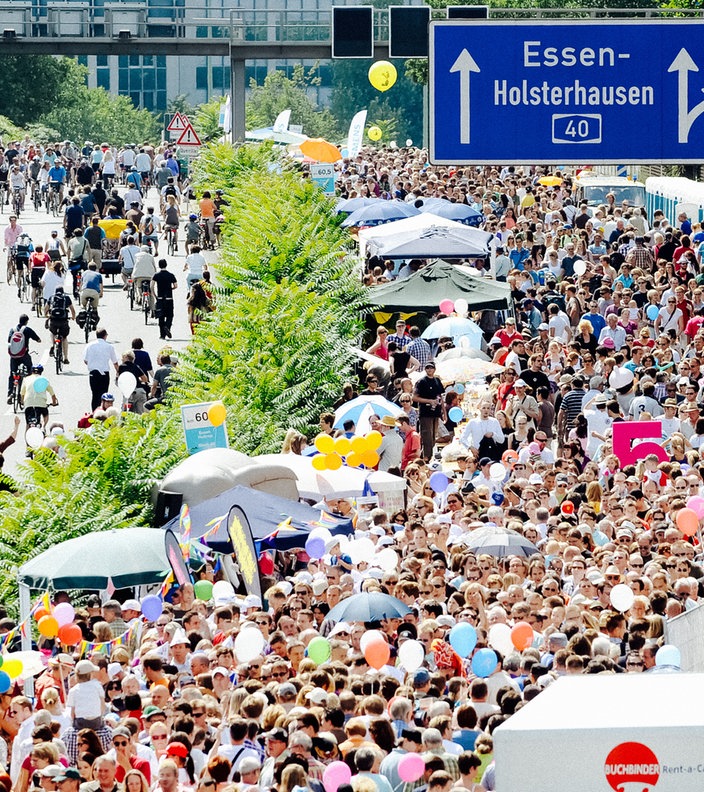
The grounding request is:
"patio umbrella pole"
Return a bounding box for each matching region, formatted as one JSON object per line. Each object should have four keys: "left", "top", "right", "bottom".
{"left": 19, "top": 581, "right": 33, "bottom": 696}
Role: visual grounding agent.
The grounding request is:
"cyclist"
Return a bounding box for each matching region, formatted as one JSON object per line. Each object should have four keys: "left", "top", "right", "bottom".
{"left": 163, "top": 195, "right": 180, "bottom": 251}
{"left": 9, "top": 165, "right": 26, "bottom": 212}
{"left": 28, "top": 156, "right": 42, "bottom": 202}
{"left": 14, "top": 233, "right": 33, "bottom": 286}
{"left": 79, "top": 262, "right": 103, "bottom": 309}
{"left": 184, "top": 214, "right": 200, "bottom": 255}
{"left": 198, "top": 191, "right": 216, "bottom": 245}
{"left": 21, "top": 363, "right": 58, "bottom": 430}
{"left": 184, "top": 245, "right": 207, "bottom": 289}
{"left": 119, "top": 235, "right": 140, "bottom": 289}
{"left": 4, "top": 215, "right": 23, "bottom": 270}
{"left": 37, "top": 160, "right": 51, "bottom": 203}
{"left": 45, "top": 229, "right": 67, "bottom": 263}
{"left": 7, "top": 313, "right": 40, "bottom": 403}
{"left": 45, "top": 286, "right": 75, "bottom": 365}
{"left": 83, "top": 216, "right": 105, "bottom": 268}
{"left": 132, "top": 245, "right": 156, "bottom": 313}
{"left": 126, "top": 166, "right": 142, "bottom": 192}
{"left": 135, "top": 148, "right": 152, "bottom": 190}
{"left": 160, "top": 176, "right": 180, "bottom": 213}
{"left": 214, "top": 189, "right": 228, "bottom": 212}
{"left": 47, "top": 159, "right": 67, "bottom": 203}
{"left": 75, "top": 159, "right": 95, "bottom": 188}
{"left": 0, "top": 154, "right": 9, "bottom": 207}
{"left": 63, "top": 196, "right": 85, "bottom": 238}
{"left": 140, "top": 207, "right": 160, "bottom": 254}
{"left": 29, "top": 245, "right": 51, "bottom": 306}
{"left": 67, "top": 228, "right": 90, "bottom": 299}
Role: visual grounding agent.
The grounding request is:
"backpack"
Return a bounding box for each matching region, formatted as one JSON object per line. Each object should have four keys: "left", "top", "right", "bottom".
{"left": 8, "top": 328, "right": 26, "bottom": 358}
{"left": 50, "top": 295, "right": 69, "bottom": 320}
{"left": 143, "top": 216, "right": 154, "bottom": 236}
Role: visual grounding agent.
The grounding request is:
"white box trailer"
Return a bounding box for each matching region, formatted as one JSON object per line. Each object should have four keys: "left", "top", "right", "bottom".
{"left": 494, "top": 673, "right": 704, "bottom": 792}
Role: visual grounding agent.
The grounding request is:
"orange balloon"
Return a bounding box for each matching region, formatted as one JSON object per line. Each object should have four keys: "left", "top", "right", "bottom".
{"left": 676, "top": 507, "right": 699, "bottom": 537}
{"left": 346, "top": 451, "right": 362, "bottom": 468}
{"left": 57, "top": 623, "right": 83, "bottom": 646}
{"left": 511, "top": 621, "right": 534, "bottom": 651}
{"left": 312, "top": 454, "right": 328, "bottom": 471}
{"left": 364, "top": 636, "right": 390, "bottom": 669}
{"left": 34, "top": 608, "right": 49, "bottom": 622}
{"left": 351, "top": 436, "right": 367, "bottom": 454}
{"left": 335, "top": 437, "right": 352, "bottom": 456}
{"left": 38, "top": 615, "right": 59, "bottom": 638}
{"left": 361, "top": 449, "right": 380, "bottom": 468}
{"left": 326, "top": 453, "right": 343, "bottom": 471}
{"left": 366, "top": 430, "right": 383, "bottom": 451}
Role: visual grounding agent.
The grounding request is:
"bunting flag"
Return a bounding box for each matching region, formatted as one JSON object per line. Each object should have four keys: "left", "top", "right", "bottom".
{"left": 200, "top": 514, "right": 226, "bottom": 542}
{"left": 78, "top": 620, "right": 140, "bottom": 658}
{"left": 159, "top": 571, "right": 174, "bottom": 600}
{"left": 263, "top": 516, "right": 293, "bottom": 543}
{"left": 307, "top": 511, "right": 340, "bottom": 530}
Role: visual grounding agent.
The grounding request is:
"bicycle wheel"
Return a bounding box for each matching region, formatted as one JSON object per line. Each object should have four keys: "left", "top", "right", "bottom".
{"left": 6, "top": 259, "right": 13, "bottom": 285}
{"left": 55, "top": 340, "right": 62, "bottom": 375}
{"left": 129, "top": 282, "right": 135, "bottom": 311}
{"left": 143, "top": 293, "right": 150, "bottom": 325}
{"left": 84, "top": 319, "right": 90, "bottom": 344}
{"left": 167, "top": 231, "right": 174, "bottom": 256}
{"left": 34, "top": 292, "right": 43, "bottom": 318}
{"left": 12, "top": 378, "right": 21, "bottom": 413}
{"left": 33, "top": 187, "right": 40, "bottom": 212}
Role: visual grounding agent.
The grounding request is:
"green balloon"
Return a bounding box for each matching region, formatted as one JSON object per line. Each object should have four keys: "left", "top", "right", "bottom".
{"left": 194, "top": 580, "right": 214, "bottom": 601}
{"left": 0, "top": 654, "right": 3, "bottom": 668}
{"left": 307, "top": 636, "right": 331, "bottom": 665}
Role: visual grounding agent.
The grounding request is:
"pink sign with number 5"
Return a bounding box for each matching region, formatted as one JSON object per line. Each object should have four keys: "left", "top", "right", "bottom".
{"left": 612, "top": 421, "right": 667, "bottom": 468}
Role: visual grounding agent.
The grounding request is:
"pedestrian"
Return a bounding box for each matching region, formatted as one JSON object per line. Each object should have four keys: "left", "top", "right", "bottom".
{"left": 152, "top": 259, "right": 177, "bottom": 340}
{"left": 84, "top": 328, "right": 119, "bottom": 410}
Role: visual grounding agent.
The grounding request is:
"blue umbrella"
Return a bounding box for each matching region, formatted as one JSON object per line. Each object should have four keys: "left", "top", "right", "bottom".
{"left": 419, "top": 199, "right": 483, "bottom": 227}
{"left": 326, "top": 592, "right": 412, "bottom": 622}
{"left": 333, "top": 395, "right": 403, "bottom": 430}
{"left": 336, "top": 197, "right": 377, "bottom": 215}
{"left": 422, "top": 316, "right": 484, "bottom": 348}
{"left": 341, "top": 200, "right": 420, "bottom": 228}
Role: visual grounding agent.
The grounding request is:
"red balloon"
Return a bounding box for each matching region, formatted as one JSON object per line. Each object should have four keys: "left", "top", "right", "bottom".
{"left": 561, "top": 500, "right": 574, "bottom": 515}
{"left": 259, "top": 552, "right": 274, "bottom": 576}
{"left": 364, "top": 637, "right": 390, "bottom": 669}
{"left": 57, "top": 623, "right": 83, "bottom": 646}
{"left": 676, "top": 507, "right": 699, "bottom": 537}
{"left": 34, "top": 608, "right": 49, "bottom": 622}
{"left": 511, "top": 621, "right": 534, "bottom": 651}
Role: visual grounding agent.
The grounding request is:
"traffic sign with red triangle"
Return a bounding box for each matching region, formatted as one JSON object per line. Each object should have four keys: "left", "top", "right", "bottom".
{"left": 176, "top": 123, "right": 202, "bottom": 147}
{"left": 166, "top": 112, "right": 186, "bottom": 132}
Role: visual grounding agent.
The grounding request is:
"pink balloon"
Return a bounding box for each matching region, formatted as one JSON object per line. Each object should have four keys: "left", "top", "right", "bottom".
{"left": 688, "top": 496, "right": 704, "bottom": 520}
{"left": 439, "top": 299, "right": 454, "bottom": 315}
{"left": 676, "top": 507, "right": 699, "bottom": 537}
{"left": 323, "top": 762, "right": 352, "bottom": 792}
{"left": 53, "top": 602, "right": 75, "bottom": 627}
{"left": 398, "top": 753, "right": 426, "bottom": 783}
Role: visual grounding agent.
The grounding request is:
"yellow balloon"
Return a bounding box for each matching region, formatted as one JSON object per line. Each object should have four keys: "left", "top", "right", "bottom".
{"left": 368, "top": 61, "right": 397, "bottom": 93}
{"left": 351, "top": 436, "right": 368, "bottom": 455}
{"left": 314, "top": 433, "right": 335, "bottom": 454}
{"left": 366, "top": 430, "right": 383, "bottom": 451}
{"left": 335, "top": 437, "right": 352, "bottom": 456}
{"left": 326, "top": 453, "right": 343, "bottom": 471}
{"left": 367, "top": 126, "right": 382, "bottom": 142}
{"left": 3, "top": 659, "right": 23, "bottom": 679}
{"left": 208, "top": 402, "right": 226, "bottom": 427}
{"left": 312, "top": 454, "right": 328, "bottom": 471}
{"left": 361, "top": 449, "right": 380, "bottom": 468}
{"left": 347, "top": 451, "right": 362, "bottom": 468}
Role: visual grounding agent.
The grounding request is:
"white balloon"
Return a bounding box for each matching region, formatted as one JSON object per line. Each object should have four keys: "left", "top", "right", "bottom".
{"left": 398, "top": 639, "right": 425, "bottom": 672}
{"left": 405, "top": 139, "right": 413, "bottom": 147}
{"left": 573, "top": 259, "right": 587, "bottom": 276}
{"left": 234, "top": 627, "right": 266, "bottom": 663}
{"left": 212, "top": 580, "right": 235, "bottom": 601}
{"left": 360, "top": 629, "right": 385, "bottom": 654}
{"left": 489, "top": 463, "right": 506, "bottom": 481}
{"left": 454, "top": 298, "right": 469, "bottom": 316}
{"left": 117, "top": 371, "right": 137, "bottom": 398}
{"left": 26, "top": 427, "right": 44, "bottom": 449}
{"left": 348, "top": 537, "right": 376, "bottom": 565}
{"left": 488, "top": 623, "right": 514, "bottom": 656}
{"left": 610, "top": 583, "right": 635, "bottom": 613}
{"left": 374, "top": 547, "right": 399, "bottom": 572}
{"left": 309, "top": 527, "right": 333, "bottom": 544}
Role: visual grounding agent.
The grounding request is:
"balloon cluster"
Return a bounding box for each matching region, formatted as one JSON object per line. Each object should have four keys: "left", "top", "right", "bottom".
{"left": 35, "top": 602, "right": 82, "bottom": 645}
{"left": 438, "top": 297, "right": 469, "bottom": 316}
{"left": 0, "top": 654, "right": 23, "bottom": 692}
{"left": 368, "top": 61, "right": 397, "bottom": 93}
{"left": 313, "top": 432, "right": 383, "bottom": 470}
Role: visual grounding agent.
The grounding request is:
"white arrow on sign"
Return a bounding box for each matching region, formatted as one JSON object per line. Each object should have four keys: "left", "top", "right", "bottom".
{"left": 450, "top": 48, "right": 480, "bottom": 145}
{"left": 668, "top": 48, "right": 704, "bottom": 144}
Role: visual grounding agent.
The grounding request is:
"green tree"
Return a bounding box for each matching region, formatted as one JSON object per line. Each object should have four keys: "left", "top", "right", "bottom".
{"left": 0, "top": 56, "right": 86, "bottom": 126}
{"left": 194, "top": 96, "right": 225, "bottom": 143}
{"left": 41, "top": 87, "right": 160, "bottom": 146}
{"left": 167, "top": 94, "right": 196, "bottom": 118}
{"left": 246, "top": 65, "right": 339, "bottom": 138}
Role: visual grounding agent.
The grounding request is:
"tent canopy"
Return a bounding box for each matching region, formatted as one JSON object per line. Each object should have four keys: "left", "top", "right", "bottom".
{"left": 162, "top": 484, "right": 354, "bottom": 554}
{"left": 18, "top": 527, "right": 170, "bottom": 590}
{"left": 368, "top": 259, "right": 512, "bottom": 312}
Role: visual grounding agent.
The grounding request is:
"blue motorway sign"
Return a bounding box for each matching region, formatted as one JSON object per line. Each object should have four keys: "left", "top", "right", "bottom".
{"left": 429, "top": 20, "right": 704, "bottom": 165}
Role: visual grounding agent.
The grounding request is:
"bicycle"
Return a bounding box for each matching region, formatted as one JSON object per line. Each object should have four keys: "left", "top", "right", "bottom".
{"left": 10, "top": 362, "right": 28, "bottom": 414}
{"left": 32, "top": 181, "right": 41, "bottom": 212}
{"left": 16, "top": 266, "right": 29, "bottom": 302}
{"left": 83, "top": 303, "right": 99, "bottom": 343}
{"left": 32, "top": 283, "right": 43, "bottom": 318}
{"left": 140, "top": 280, "right": 151, "bottom": 325}
{"left": 6, "top": 247, "right": 15, "bottom": 285}
{"left": 165, "top": 226, "right": 178, "bottom": 256}
{"left": 47, "top": 183, "right": 61, "bottom": 217}
{"left": 12, "top": 187, "right": 22, "bottom": 218}
{"left": 53, "top": 333, "right": 63, "bottom": 375}
{"left": 127, "top": 277, "right": 136, "bottom": 311}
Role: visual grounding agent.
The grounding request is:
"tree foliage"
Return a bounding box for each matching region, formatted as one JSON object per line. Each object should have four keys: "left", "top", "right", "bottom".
{"left": 194, "top": 97, "right": 225, "bottom": 143}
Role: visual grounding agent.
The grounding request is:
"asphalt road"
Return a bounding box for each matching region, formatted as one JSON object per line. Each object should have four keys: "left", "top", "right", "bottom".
{"left": 0, "top": 186, "right": 211, "bottom": 476}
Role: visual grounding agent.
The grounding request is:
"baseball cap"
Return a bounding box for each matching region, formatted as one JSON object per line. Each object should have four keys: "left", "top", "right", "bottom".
{"left": 38, "top": 766, "right": 64, "bottom": 779}
{"left": 306, "top": 688, "right": 329, "bottom": 705}
{"left": 239, "top": 757, "right": 262, "bottom": 774}
{"left": 538, "top": 323, "right": 549, "bottom": 331}
{"left": 143, "top": 705, "right": 165, "bottom": 719}
{"left": 265, "top": 727, "right": 288, "bottom": 742}
{"left": 478, "top": 457, "right": 492, "bottom": 467}
{"left": 515, "top": 379, "right": 527, "bottom": 387}
{"left": 122, "top": 599, "right": 141, "bottom": 612}
{"left": 75, "top": 660, "right": 99, "bottom": 674}
{"left": 278, "top": 683, "right": 297, "bottom": 699}
{"left": 412, "top": 668, "right": 430, "bottom": 687}
{"left": 211, "top": 667, "right": 230, "bottom": 678}
{"left": 55, "top": 769, "right": 82, "bottom": 783}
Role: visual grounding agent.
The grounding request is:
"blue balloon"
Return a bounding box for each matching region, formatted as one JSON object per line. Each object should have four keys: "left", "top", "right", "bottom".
{"left": 448, "top": 406, "right": 464, "bottom": 423}
{"left": 454, "top": 383, "right": 465, "bottom": 395}
{"left": 449, "top": 622, "right": 477, "bottom": 658}
{"left": 655, "top": 644, "right": 681, "bottom": 667}
{"left": 141, "top": 595, "right": 163, "bottom": 622}
{"left": 646, "top": 305, "right": 659, "bottom": 322}
{"left": 305, "top": 535, "right": 326, "bottom": 560}
{"left": 33, "top": 377, "right": 49, "bottom": 394}
{"left": 471, "top": 648, "right": 498, "bottom": 678}
{"left": 429, "top": 471, "right": 449, "bottom": 493}
{"left": 0, "top": 670, "right": 10, "bottom": 693}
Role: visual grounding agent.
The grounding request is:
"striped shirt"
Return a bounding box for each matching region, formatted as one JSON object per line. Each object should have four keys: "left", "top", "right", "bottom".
{"left": 407, "top": 337, "right": 433, "bottom": 366}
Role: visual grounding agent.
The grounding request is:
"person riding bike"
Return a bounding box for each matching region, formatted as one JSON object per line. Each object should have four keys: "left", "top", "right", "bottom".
{"left": 45, "top": 286, "right": 75, "bottom": 365}
{"left": 185, "top": 214, "right": 200, "bottom": 255}
{"left": 29, "top": 246, "right": 51, "bottom": 304}
{"left": 28, "top": 156, "right": 42, "bottom": 201}
{"left": 47, "top": 159, "right": 67, "bottom": 203}
{"left": 13, "top": 233, "right": 33, "bottom": 284}
{"left": 7, "top": 313, "right": 40, "bottom": 403}
{"left": 9, "top": 165, "right": 26, "bottom": 212}
{"left": 3, "top": 215, "right": 23, "bottom": 269}
{"left": 21, "top": 363, "right": 58, "bottom": 430}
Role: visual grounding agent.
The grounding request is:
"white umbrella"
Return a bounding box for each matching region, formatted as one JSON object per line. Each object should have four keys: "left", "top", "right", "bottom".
{"left": 436, "top": 347, "right": 490, "bottom": 363}
{"left": 422, "top": 317, "right": 484, "bottom": 348}
{"left": 333, "top": 395, "right": 403, "bottom": 433}
{"left": 7, "top": 650, "right": 47, "bottom": 677}
{"left": 435, "top": 357, "right": 504, "bottom": 384}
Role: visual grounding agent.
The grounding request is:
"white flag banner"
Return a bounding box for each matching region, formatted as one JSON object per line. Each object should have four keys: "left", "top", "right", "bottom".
{"left": 273, "top": 109, "right": 291, "bottom": 133}
{"left": 347, "top": 109, "right": 367, "bottom": 159}
{"left": 222, "top": 95, "right": 231, "bottom": 134}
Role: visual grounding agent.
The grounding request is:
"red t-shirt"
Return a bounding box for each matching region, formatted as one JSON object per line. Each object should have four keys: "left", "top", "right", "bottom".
{"left": 115, "top": 756, "right": 151, "bottom": 784}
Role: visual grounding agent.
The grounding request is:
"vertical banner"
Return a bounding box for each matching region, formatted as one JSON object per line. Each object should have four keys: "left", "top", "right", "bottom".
{"left": 347, "top": 109, "right": 367, "bottom": 159}
{"left": 222, "top": 95, "right": 232, "bottom": 134}
{"left": 164, "top": 529, "right": 192, "bottom": 586}
{"left": 273, "top": 109, "right": 292, "bottom": 133}
{"left": 227, "top": 505, "right": 263, "bottom": 601}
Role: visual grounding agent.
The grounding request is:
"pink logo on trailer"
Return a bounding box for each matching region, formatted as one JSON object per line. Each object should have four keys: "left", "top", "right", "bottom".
{"left": 604, "top": 742, "right": 660, "bottom": 792}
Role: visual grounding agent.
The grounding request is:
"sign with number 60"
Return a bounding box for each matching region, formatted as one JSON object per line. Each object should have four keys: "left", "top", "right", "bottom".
{"left": 612, "top": 421, "right": 667, "bottom": 468}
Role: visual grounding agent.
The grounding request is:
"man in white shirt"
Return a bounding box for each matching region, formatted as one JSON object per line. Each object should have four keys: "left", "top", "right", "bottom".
{"left": 10, "top": 696, "right": 35, "bottom": 782}
{"left": 598, "top": 314, "right": 626, "bottom": 350}
{"left": 547, "top": 303, "right": 571, "bottom": 343}
{"left": 460, "top": 402, "right": 504, "bottom": 457}
{"left": 84, "top": 328, "right": 119, "bottom": 411}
